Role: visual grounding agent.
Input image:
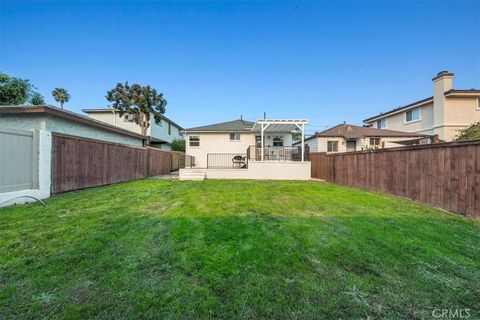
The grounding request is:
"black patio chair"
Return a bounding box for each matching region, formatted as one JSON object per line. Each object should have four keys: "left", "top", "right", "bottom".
{"left": 232, "top": 155, "right": 246, "bottom": 168}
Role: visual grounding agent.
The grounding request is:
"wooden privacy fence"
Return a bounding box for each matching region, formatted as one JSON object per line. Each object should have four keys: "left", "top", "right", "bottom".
{"left": 310, "top": 140, "right": 480, "bottom": 219}
{"left": 52, "top": 134, "right": 172, "bottom": 193}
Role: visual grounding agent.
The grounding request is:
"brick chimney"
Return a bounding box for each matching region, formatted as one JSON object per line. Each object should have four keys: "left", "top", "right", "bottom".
{"left": 432, "top": 71, "right": 454, "bottom": 137}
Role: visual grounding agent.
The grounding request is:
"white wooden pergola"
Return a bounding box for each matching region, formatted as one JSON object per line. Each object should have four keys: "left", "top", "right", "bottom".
{"left": 251, "top": 119, "right": 309, "bottom": 162}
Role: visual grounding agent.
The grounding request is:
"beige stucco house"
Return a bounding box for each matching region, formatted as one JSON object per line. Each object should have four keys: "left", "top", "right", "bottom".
{"left": 183, "top": 118, "right": 301, "bottom": 168}
{"left": 363, "top": 71, "right": 480, "bottom": 141}
{"left": 303, "top": 123, "right": 426, "bottom": 153}
{"left": 83, "top": 108, "right": 184, "bottom": 150}
{"left": 180, "top": 118, "right": 310, "bottom": 180}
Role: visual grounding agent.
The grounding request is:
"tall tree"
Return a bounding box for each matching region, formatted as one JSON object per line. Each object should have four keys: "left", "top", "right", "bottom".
{"left": 30, "top": 93, "right": 45, "bottom": 105}
{"left": 0, "top": 72, "right": 33, "bottom": 105}
{"left": 455, "top": 122, "right": 480, "bottom": 141}
{"left": 106, "top": 82, "right": 167, "bottom": 136}
{"left": 51, "top": 88, "right": 70, "bottom": 109}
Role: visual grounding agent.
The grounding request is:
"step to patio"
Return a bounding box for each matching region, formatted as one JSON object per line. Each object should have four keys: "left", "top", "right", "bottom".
{"left": 179, "top": 169, "right": 206, "bottom": 181}
{"left": 170, "top": 171, "right": 179, "bottom": 180}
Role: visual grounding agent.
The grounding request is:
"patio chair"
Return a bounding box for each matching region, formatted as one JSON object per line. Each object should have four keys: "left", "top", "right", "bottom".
{"left": 232, "top": 155, "right": 246, "bottom": 168}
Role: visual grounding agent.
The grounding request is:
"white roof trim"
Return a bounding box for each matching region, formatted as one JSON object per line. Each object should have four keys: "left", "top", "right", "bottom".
{"left": 252, "top": 119, "right": 308, "bottom": 132}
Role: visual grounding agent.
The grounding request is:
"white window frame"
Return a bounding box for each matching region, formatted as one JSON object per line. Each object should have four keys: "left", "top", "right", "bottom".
{"left": 405, "top": 107, "right": 421, "bottom": 123}
{"left": 327, "top": 141, "right": 338, "bottom": 152}
{"left": 272, "top": 136, "right": 284, "bottom": 147}
{"left": 376, "top": 118, "right": 386, "bottom": 129}
{"left": 189, "top": 136, "right": 200, "bottom": 147}
{"left": 229, "top": 133, "right": 241, "bottom": 141}
{"left": 477, "top": 97, "right": 480, "bottom": 111}
{"left": 369, "top": 137, "right": 380, "bottom": 146}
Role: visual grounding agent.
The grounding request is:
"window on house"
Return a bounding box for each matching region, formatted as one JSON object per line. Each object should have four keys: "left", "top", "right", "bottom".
{"left": 376, "top": 118, "right": 386, "bottom": 129}
{"left": 370, "top": 137, "right": 380, "bottom": 146}
{"left": 406, "top": 107, "right": 420, "bottom": 122}
{"left": 229, "top": 133, "right": 241, "bottom": 141}
{"left": 189, "top": 136, "right": 200, "bottom": 147}
{"left": 168, "top": 123, "right": 171, "bottom": 135}
{"left": 477, "top": 98, "right": 480, "bottom": 110}
{"left": 273, "top": 136, "right": 284, "bottom": 147}
{"left": 327, "top": 141, "right": 338, "bottom": 152}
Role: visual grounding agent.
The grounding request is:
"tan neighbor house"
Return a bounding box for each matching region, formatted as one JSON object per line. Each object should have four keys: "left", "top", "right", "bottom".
{"left": 304, "top": 123, "right": 426, "bottom": 153}
{"left": 363, "top": 71, "right": 480, "bottom": 141}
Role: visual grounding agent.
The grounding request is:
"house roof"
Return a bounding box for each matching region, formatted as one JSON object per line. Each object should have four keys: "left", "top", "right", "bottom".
{"left": 82, "top": 108, "right": 184, "bottom": 130}
{"left": 363, "top": 89, "right": 480, "bottom": 123}
{"left": 444, "top": 89, "right": 480, "bottom": 97}
{"left": 307, "top": 123, "right": 425, "bottom": 141}
{"left": 0, "top": 105, "right": 147, "bottom": 140}
{"left": 183, "top": 119, "right": 255, "bottom": 133}
{"left": 363, "top": 96, "right": 433, "bottom": 123}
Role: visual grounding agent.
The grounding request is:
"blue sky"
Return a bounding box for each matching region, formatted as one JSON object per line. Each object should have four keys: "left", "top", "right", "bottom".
{"left": 1, "top": 0, "right": 479, "bottom": 134}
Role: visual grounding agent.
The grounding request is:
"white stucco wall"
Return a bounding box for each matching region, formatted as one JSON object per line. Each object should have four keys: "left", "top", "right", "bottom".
{"left": 0, "top": 114, "right": 144, "bottom": 147}
{"left": 88, "top": 112, "right": 142, "bottom": 134}
{"left": 185, "top": 132, "right": 294, "bottom": 167}
{"left": 0, "top": 130, "right": 52, "bottom": 207}
{"left": 180, "top": 161, "right": 311, "bottom": 180}
{"left": 185, "top": 132, "right": 256, "bottom": 168}
{"left": 86, "top": 111, "right": 184, "bottom": 146}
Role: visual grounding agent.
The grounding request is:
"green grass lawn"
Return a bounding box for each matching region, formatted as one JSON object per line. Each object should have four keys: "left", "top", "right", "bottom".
{"left": 1, "top": 180, "right": 479, "bottom": 319}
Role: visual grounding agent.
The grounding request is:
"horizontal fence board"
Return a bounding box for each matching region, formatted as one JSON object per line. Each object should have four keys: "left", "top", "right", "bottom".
{"left": 52, "top": 134, "right": 174, "bottom": 193}
{"left": 311, "top": 140, "right": 480, "bottom": 219}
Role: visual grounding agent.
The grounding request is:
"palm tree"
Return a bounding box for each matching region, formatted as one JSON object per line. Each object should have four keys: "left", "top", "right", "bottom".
{"left": 51, "top": 88, "right": 70, "bottom": 109}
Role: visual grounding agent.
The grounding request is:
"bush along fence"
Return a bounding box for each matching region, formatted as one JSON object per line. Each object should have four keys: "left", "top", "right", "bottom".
{"left": 310, "top": 140, "right": 480, "bottom": 219}
{"left": 51, "top": 133, "right": 185, "bottom": 193}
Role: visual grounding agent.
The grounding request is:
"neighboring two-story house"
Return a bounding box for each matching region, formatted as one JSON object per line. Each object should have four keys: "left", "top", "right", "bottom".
{"left": 363, "top": 71, "right": 480, "bottom": 141}
{"left": 83, "top": 108, "right": 184, "bottom": 150}
{"left": 303, "top": 123, "right": 425, "bottom": 153}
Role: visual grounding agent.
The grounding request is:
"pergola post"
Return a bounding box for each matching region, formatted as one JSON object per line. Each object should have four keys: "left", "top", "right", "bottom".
{"left": 301, "top": 123, "right": 305, "bottom": 162}
{"left": 294, "top": 123, "right": 305, "bottom": 162}
{"left": 261, "top": 123, "right": 264, "bottom": 161}
{"left": 260, "top": 123, "right": 270, "bottom": 161}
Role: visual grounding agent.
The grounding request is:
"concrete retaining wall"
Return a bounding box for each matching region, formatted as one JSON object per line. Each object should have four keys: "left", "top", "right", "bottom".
{"left": 180, "top": 161, "right": 311, "bottom": 180}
